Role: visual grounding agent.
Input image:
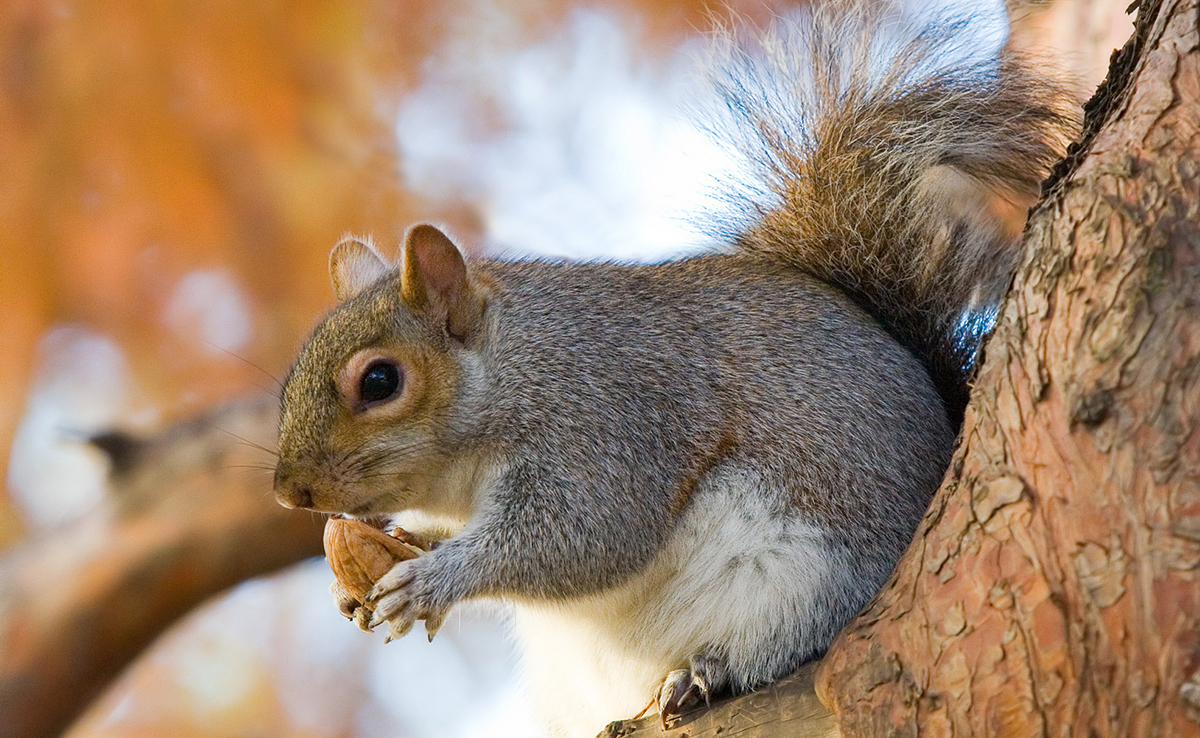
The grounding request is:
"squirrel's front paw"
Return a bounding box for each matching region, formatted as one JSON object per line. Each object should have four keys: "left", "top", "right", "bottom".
{"left": 330, "top": 580, "right": 373, "bottom": 633}
{"left": 365, "top": 558, "right": 449, "bottom": 642}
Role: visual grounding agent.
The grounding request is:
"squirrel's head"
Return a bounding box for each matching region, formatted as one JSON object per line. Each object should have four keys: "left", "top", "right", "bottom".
{"left": 273, "top": 224, "right": 487, "bottom": 518}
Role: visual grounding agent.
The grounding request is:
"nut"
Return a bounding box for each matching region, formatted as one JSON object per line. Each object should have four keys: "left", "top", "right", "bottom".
{"left": 323, "top": 517, "right": 423, "bottom": 603}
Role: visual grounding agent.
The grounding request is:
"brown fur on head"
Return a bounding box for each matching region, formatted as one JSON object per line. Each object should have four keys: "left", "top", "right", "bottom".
{"left": 274, "top": 225, "right": 486, "bottom": 518}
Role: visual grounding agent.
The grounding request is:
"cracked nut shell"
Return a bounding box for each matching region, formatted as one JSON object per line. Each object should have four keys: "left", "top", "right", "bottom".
{"left": 323, "top": 517, "right": 422, "bottom": 603}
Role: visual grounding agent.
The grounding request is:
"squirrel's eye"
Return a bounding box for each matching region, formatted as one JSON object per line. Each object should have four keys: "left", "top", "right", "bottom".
{"left": 358, "top": 360, "right": 402, "bottom": 407}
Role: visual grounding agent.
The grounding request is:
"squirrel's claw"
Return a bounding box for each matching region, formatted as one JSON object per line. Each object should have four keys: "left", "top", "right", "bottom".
{"left": 330, "top": 580, "right": 358, "bottom": 618}
{"left": 353, "top": 608, "right": 373, "bottom": 633}
{"left": 384, "top": 617, "right": 416, "bottom": 643}
{"left": 368, "top": 560, "right": 417, "bottom": 624}
{"left": 364, "top": 558, "right": 450, "bottom": 642}
{"left": 424, "top": 609, "right": 447, "bottom": 641}
{"left": 656, "top": 669, "right": 696, "bottom": 728}
{"left": 371, "top": 590, "right": 420, "bottom": 639}
{"left": 330, "top": 580, "right": 374, "bottom": 632}
{"left": 368, "top": 594, "right": 408, "bottom": 629}
{"left": 654, "top": 654, "right": 729, "bottom": 727}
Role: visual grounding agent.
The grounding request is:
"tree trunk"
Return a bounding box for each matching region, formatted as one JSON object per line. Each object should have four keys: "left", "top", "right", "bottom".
{"left": 817, "top": 0, "right": 1200, "bottom": 736}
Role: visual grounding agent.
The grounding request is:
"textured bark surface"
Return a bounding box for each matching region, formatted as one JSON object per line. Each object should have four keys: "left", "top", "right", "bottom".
{"left": 818, "top": 0, "right": 1200, "bottom": 735}
{"left": 0, "top": 398, "right": 323, "bottom": 738}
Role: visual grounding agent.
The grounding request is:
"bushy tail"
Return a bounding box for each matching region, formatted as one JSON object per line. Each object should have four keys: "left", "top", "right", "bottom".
{"left": 709, "top": 1, "right": 1078, "bottom": 420}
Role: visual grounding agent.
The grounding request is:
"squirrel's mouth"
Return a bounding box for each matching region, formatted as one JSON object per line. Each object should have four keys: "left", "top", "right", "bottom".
{"left": 348, "top": 497, "right": 383, "bottom": 517}
{"left": 345, "top": 488, "right": 409, "bottom": 518}
{"left": 336, "top": 510, "right": 394, "bottom": 530}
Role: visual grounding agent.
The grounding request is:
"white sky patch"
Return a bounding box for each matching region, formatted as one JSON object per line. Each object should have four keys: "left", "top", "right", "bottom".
{"left": 174, "top": 635, "right": 263, "bottom": 717}
{"left": 163, "top": 269, "right": 253, "bottom": 354}
{"left": 396, "top": 8, "right": 740, "bottom": 262}
{"left": 7, "top": 327, "right": 129, "bottom": 528}
{"left": 907, "top": 0, "right": 1008, "bottom": 59}
{"left": 394, "top": 1, "right": 1008, "bottom": 265}
{"left": 263, "top": 561, "right": 371, "bottom": 736}
{"left": 364, "top": 628, "right": 475, "bottom": 737}
{"left": 359, "top": 598, "right": 540, "bottom": 738}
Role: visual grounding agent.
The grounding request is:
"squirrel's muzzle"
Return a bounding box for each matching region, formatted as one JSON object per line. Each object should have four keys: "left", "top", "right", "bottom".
{"left": 273, "top": 463, "right": 314, "bottom": 509}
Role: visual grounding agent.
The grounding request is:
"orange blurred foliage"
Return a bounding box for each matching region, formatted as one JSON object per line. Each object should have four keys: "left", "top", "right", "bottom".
{"left": 1, "top": 0, "right": 422, "bottom": 543}
{"left": 0, "top": 0, "right": 772, "bottom": 546}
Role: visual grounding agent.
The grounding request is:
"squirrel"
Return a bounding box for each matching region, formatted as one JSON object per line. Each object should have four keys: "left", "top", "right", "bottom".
{"left": 273, "top": 2, "right": 1076, "bottom": 736}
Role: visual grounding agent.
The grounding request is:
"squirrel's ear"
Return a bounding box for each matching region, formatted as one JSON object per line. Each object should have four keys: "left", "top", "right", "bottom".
{"left": 330, "top": 237, "right": 389, "bottom": 302}
{"left": 400, "top": 224, "right": 485, "bottom": 340}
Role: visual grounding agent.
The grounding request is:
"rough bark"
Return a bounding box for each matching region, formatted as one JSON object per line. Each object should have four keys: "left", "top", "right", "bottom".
{"left": 817, "top": 0, "right": 1200, "bottom": 735}
{"left": 0, "top": 398, "right": 323, "bottom": 738}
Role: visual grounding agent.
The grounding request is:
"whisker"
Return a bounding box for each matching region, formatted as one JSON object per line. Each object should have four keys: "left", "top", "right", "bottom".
{"left": 332, "top": 436, "right": 379, "bottom": 475}
{"left": 205, "top": 342, "right": 286, "bottom": 392}
{"left": 246, "top": 382, "right": 283, "bottom": 401}
{"left": 338, "top": 439, "right": 442, "bottom": 476}
{"left": 215, "top": 427, "right": 280, "bottom": 458}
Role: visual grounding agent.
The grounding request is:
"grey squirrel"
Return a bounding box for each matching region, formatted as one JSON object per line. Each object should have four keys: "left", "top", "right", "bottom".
{"left": 273, "top": 2, "right": 1076, "bottom": 736}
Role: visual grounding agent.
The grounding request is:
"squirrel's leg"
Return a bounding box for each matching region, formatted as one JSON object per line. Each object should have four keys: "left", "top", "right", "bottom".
{"left": 365, "top": 458, "right": 665, "bottom": 643}
{"left": 655, "top": 653, "right": 731, "bottom": 726}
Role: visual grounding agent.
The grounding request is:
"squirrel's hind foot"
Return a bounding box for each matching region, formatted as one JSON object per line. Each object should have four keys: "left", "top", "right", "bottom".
{"left": 655, "top": 653, "right": 730, "bottom": 728}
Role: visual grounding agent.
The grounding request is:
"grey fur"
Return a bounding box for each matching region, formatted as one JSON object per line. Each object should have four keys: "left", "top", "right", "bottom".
{"left": 431, "top": 256, "right": 948, "bottom": 596}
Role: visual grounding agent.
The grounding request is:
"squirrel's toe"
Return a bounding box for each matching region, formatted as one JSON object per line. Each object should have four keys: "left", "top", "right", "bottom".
{"left": 654, "top": 653, "right": 731, "bottom": 728}
{"left": 655, "top": 669, "right": 693, "bottom": 727}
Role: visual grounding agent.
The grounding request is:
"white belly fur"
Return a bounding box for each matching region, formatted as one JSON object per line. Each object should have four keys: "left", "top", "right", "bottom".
{"left": 512, "top": 466, "right": 838, "bottom": 738}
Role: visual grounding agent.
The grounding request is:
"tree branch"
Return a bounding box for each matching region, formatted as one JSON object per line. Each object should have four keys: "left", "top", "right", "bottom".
{"left": 0, "top": 398, "right": 324, "bottom": 738}
{"left": 598, "top": 662, "right": 839, "bottom": 738}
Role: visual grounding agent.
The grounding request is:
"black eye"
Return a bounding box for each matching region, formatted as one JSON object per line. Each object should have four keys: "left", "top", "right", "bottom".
{"left": 359, "top": 361, "right": 402, "bottom": 406}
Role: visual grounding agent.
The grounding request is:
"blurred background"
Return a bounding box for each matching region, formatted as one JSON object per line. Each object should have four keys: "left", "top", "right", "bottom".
{"left": 0, "top": 0, "right": 1132, "bottom": 736}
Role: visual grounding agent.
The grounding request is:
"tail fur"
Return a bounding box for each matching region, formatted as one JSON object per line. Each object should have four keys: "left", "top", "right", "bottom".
{"left": 710, "top": 1, "right": 1078, "bottom": 420}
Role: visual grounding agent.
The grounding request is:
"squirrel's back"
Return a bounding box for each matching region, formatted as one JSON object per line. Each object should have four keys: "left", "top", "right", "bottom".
{"left": 470, "top": 254, "right": 950, "bottom": 561}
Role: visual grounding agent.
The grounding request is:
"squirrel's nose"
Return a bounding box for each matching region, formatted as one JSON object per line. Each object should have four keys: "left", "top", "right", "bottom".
{"left": 277, "top": 485, "right": 314, "bottom": 509}
{"left": 273, "top": 464, "right": 314, "bottom": 509}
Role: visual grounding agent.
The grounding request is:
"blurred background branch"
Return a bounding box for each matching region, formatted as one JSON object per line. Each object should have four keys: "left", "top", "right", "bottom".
{"left": 0, "top": 398, "right": 323, "bottom": 738}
